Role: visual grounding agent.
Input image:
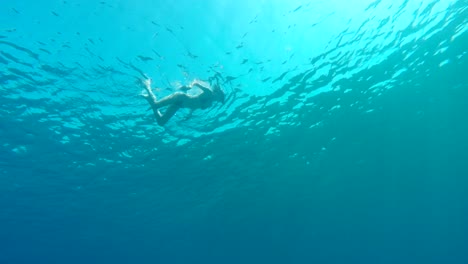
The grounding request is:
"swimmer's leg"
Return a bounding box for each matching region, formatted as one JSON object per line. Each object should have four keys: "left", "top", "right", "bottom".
{"left": 152, "top": 92, "right": 187, "bottom": 108}
{"left": 153, "top": 104, "right": 180, "bottom": 126}
{"left": 141, "top": 80, "right": 184, "bottom": 107}
{"left": 141, "top": 79, "right": 157, "bottom": 105}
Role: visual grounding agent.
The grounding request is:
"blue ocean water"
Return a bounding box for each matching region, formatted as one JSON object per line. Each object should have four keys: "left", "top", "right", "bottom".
{"left": 1, "top": 0, "right": 467, "bottom": 263}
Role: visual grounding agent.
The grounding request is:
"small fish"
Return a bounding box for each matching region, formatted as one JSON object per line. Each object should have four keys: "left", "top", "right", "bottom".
{"left": 116, "top": 57, "right": 127, "bottom": 65}
{"left": 39, "top": 48, "right": 52, "bottom": 55}
{"left": 249, "top": 15, "right": 258, "bottom": 24}
{"left": 292, "top": 5, "right": 302, "bottom": 12}
{"left": 225, "top": 76, "right": 237, "bottom": 82}
{"left": 272, "top": 72, "right": 288, "bottom": 83}
{"left": 138, "top": 55, "right": 153, "bottom": 62}
{"left": 152, "top": 49, "right": 162, "bottom": 58}
{"left": 51, "top": 11, "right": 59, "bottom": 17}
{"left": 85, "top": 47, "right": 95, "bottom": 56}
{"left": 12, "top": 8, "right": 20, "bottom": 14}
{"left": 187, "top": 52, "right": 198, "bottom": 59}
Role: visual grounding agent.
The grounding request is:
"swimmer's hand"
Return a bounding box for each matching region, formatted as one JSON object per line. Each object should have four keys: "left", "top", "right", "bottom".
{"left": 178, "top": 85, "right": 191, "bottom": 92}
{"left": 192, "top": 82, "right": 211, "bottom": 93}
{"left": 190, "top": 79, "right": 207, "bottom": 88}
{"left": 192, "top": 83, "right": 204, "bottom": 88}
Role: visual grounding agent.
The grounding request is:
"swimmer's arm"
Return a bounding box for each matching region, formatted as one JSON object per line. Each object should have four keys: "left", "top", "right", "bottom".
{"left": 192, "top": 83, "right": 212, "bottom": 93}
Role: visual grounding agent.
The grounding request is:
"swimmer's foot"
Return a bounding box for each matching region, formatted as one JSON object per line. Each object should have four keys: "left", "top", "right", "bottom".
{"left": 141, "top": 79, "right": 157, "bottom": 105}
{"left": 143, "top": 78, "right": 151, "bottom": 90}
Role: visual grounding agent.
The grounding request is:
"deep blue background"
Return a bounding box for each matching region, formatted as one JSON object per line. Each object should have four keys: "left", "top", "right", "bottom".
{"left": 1, "top": 0, "right": 467, "bottom": 263}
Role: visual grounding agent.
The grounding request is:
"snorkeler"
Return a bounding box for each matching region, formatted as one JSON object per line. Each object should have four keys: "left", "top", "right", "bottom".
{"left": 141, "top": 78, "right": 225, "bottom": 126}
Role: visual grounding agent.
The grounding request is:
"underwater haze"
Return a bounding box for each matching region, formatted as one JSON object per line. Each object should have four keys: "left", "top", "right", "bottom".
{"left": 1, "top": 0, "right": 467, "bottom": 263}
